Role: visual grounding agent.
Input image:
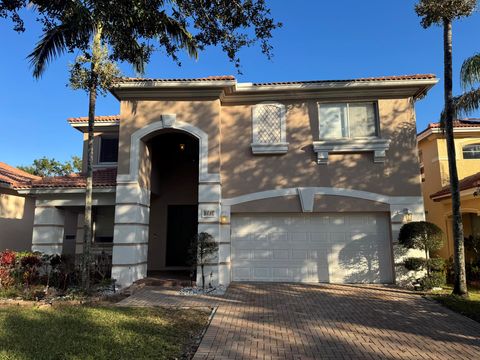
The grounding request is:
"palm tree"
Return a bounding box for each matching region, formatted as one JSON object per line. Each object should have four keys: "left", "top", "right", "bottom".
{"left": 26, "top": 1, "right": 280, "bottom": 290}
{"left": 28, "top": 6, "right": 196, "bottom": 290}
{"left": 452, "top": 54, "right": 480, "bottom": 113}
{"left": 415, "top": 0, "right": 477, "bottom": 297}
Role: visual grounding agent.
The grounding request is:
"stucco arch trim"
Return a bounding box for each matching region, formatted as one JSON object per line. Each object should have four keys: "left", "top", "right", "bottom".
{"left": 223, "top": 187, "right": 421, "bottom": 212}
{"left": 117, "top": 115, "right": 220, "bottom": 184}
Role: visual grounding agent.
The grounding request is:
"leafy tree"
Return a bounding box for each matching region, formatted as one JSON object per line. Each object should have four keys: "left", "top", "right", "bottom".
{"left": 18, "top": 156, "right": 82, "bottom": 177}
{"left": 415, "top": 0, "right": 476, "bottom": 297}
{"left": 189, "top": 232, "right": 218, "bottom": 290}
{"left": 398, "top": 221, "right": 445, "bottom": 276}
{"left": 25, "top": 1, "right": 279, "bottom": 290}
{"left": 0, "top": 0, "right": 26, "bottom": 32}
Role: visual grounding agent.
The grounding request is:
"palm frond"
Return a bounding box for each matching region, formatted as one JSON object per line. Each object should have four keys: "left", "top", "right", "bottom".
{"left": 461, "top": 54, "right": 480, "bottom": 90}
{"left": 28, "top": 25, "right": 70, "bottom": 78}
{"left": 452, "top": 88, "right": 480, "bottom": 117}
{"left": 131, "top": 40, "right": 147, "bottom": 75}
{"left": 159, "top": 12, "right": 198, "bottom": 59}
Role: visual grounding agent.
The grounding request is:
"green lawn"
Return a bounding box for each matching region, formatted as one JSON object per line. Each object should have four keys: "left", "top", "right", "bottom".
{"left": 431, "top": 286, "right": 480, "bottom": 323}
{"left": 0, "top": 305, "right": 209, "bottom": 360}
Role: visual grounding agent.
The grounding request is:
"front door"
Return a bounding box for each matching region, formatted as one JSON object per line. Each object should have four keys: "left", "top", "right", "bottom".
{"left": 166, "top": 205, "right": 198, "bottom": 267}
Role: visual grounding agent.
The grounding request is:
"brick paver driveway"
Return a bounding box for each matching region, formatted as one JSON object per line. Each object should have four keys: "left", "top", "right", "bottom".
{"left": 193, "top": 283, "right": 480, "bottom": 360}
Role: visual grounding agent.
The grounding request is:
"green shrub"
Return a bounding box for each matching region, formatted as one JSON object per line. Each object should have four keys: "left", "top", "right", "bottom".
{"left": 427, "top": 257, "right": 445, "bottom": 272}
{"left": 398, "top": 221, "right": 444, "bottom": 255}
{"left": 404, "top": 257, "right": 425, "bottom": 271}
{"left": 420, "top": 272, "right": 446, "bottom": 290}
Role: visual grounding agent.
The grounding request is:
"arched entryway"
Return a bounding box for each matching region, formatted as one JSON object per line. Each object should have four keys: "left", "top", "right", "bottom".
{"left": 146, "top": 131, "right": 199, "bottom": 273}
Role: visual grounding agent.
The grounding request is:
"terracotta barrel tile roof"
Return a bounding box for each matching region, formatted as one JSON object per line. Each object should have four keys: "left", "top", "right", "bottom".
{"left": 13, "top": 167, "right": 117, "bottom": 190}
{"left": 418, "top": 119, "right": 480, "bottom": 136}
{"left": 117, "top": 75, "right": 236, "bottom": 83}
{"left": 251, "top": 74, "right": 437, "bottom": 86}
{"left": 431, "top": 172, "right": 480, "bottom": 200}
{"left": 67, "top": 115, "right": 120, "bottom": 124}
{"left": 114, "top": 74, "right": 436, "bottom": 85}
{"left": 0, "top": 162, "right": 41, "bottom": 187}
{"left": 427, "top": 119, "right": 480, "bottom": 129}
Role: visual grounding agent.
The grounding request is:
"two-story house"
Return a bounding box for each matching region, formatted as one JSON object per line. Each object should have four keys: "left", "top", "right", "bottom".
{"left": 417, "top": 120, "right": 480, "bottom": 259}
{"left": 12, "top": 74, "right": 437, "bottom": 288}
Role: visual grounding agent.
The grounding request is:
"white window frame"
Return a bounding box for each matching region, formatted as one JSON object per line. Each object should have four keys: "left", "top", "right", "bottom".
{"left": 317, "top": 101, "right": 380, "bottom": 140}
{"left": 462, "top": 144, "right": 480, "bottom": 159}
{"left": 96, "top": 135, "right": 119, "bottom": 166}
{"left": 251, "top": 102, "right": 289, "bottom": 154}
{"left": 313, "top": 101, "right": 390, "bottom": 164}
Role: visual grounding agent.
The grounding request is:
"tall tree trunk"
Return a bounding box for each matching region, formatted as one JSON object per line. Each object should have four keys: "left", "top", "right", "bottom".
{"left": 81, "top": 72, "right": 97, "bottom": 291}
{"left": 81, "top": 27, "right": 101, "bottom": 291}
{"left": 443, "top": 18, "right": 468, "bottom": 297}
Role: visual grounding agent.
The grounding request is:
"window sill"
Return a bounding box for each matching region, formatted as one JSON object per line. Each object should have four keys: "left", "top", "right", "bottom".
{"left": 312, "top": 138, "right": 390, "bottom": 164}
{"left": 94, "top": 163, "right": 118, "bottom": 168}
{"left": 251, "top": 143, "right": 289, "bottom": 154}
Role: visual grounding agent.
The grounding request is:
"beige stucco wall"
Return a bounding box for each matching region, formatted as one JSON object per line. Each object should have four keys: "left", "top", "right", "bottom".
{"left": 0, "top": 189, "right": 35, "bottom": 251}
{"left": 112, "top": 96, "right": 421, "bottom": 213}
{"left": 221, "top": 98, "right": 421, "bottom": 200}
{"left": 118, "top": 100, "right": 221, "bottom": 181}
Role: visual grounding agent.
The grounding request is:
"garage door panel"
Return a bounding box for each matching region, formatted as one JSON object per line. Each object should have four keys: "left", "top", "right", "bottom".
{"left": 231, "top": 212, "right": 393, "bottom": 284}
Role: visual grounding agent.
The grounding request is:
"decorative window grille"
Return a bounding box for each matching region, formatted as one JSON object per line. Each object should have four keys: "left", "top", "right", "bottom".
{"left": 251, "top": 103, "right": 288, "bottom": 154}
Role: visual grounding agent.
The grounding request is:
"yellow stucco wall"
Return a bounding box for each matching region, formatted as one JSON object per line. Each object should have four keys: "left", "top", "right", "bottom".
{"left": 418, "top": 129, "right": 480, "bottom": 258}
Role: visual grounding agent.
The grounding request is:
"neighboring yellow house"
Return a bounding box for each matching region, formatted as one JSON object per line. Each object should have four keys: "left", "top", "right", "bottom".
{"left": 417, "top": 120, "right": 480, "bottom": 259}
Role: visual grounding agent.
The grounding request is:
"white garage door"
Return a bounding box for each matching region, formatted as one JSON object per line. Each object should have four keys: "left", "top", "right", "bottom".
{"left": 231, "top": 213, "right": 393, "bottom": 283}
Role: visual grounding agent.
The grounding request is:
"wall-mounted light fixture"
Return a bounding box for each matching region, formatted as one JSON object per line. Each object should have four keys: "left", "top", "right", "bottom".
{"left": 403, "top": 208, "right": 413, "bottom": 223}
{"left": 220, "top": 213, "right": 229, "bottom": 224}
{"left": 179, "top": 143, "right": 185, "bottom": 151}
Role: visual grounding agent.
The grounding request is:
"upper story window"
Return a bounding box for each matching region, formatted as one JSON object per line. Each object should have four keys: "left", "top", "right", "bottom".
{"left": 313, "top": 101, "right": 390, "bottom": 164}
{"left": 463, "top": 144, "right": 480, "bottom": 159}
{"left": 99, "top": 136, "right": 119, "bottom": 163}
{"left": 318, "top": 102, "right": 378, "bottom": 139}
{"left": 251, "top": 102, "right": 288, "bottom": 154}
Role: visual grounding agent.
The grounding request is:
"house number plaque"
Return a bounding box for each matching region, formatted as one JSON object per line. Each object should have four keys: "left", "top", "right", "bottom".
{"left": 201, "top": 209, "right": 216, "bottom": 218}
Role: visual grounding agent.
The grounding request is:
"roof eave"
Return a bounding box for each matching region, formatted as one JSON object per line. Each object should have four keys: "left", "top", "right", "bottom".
{"left": 109, "top": 80, "right": 237, "bottom": 100}
{"left": 16, "top": 186, "right": 116, "bottom": 195}
{"left": 68, "top": 121, "right": 120, "bottom": 132}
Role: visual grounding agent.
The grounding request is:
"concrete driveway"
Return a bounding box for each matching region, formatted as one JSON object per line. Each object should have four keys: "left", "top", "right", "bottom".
{"left": 193, "top": 283, "right": 480, "bottom": 360}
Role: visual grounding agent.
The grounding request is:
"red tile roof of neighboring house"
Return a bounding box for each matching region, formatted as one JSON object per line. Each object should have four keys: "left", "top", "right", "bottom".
{"left": 67, "top": 115, "right": 121, "bottom": 124}
{"left": 13, "top": 167, "right": 117, "bottom": 190}
{"left": 430, "top": 172, "right": 480, "bottom": 200}
{"left": 117, "top": 75, "right": 236, "bottom": 83}
{"left": 251, "top": 74, "right": 437, "bottom": 86}
{"left": 418, "top": 119, "right": 480, "bottom": 136}
{"left": 0, "top": 162, "right": 41, "bottom": 187}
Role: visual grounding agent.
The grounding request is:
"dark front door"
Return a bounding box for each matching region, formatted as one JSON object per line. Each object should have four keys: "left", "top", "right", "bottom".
{"left": 166, "top": 205, "right": 198, "bottom": 267}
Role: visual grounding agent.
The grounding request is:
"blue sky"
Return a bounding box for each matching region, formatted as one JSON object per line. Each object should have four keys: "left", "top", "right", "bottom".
{"left": 2, "top": 0, "right": 480, "bottom": 167}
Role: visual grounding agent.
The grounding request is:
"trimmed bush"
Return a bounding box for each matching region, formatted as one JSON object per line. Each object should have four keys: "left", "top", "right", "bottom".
{"left": 404, "top": 257, "right": 425, "bottom": 271}
{"left": 427, "top": 257, "right": 445, "bottom": 272}
{"left": 420, "top": 272, "right": 446, "bottom": 290}
{"left": 398, "top": 221, "right": 444, "bottom": 256}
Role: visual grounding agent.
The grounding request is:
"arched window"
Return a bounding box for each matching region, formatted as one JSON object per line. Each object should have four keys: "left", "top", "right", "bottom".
{"left": 463, "top": 144, "right": 480, "bottom": 159}
{"left": 251, "top": 102, "right": 288, "bottom": 154}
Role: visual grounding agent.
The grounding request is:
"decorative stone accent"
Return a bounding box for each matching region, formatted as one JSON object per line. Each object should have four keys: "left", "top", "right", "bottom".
{"left": 313, "top": 138, "right": 391, "bottom": 164}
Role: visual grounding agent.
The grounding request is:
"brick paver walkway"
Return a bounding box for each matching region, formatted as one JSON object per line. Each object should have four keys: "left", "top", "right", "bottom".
{"left": 116, "top": 286, "right": 223, "bottom": 308}
{"left": 193, "top": 283, "right": 480, "bottom": 360}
